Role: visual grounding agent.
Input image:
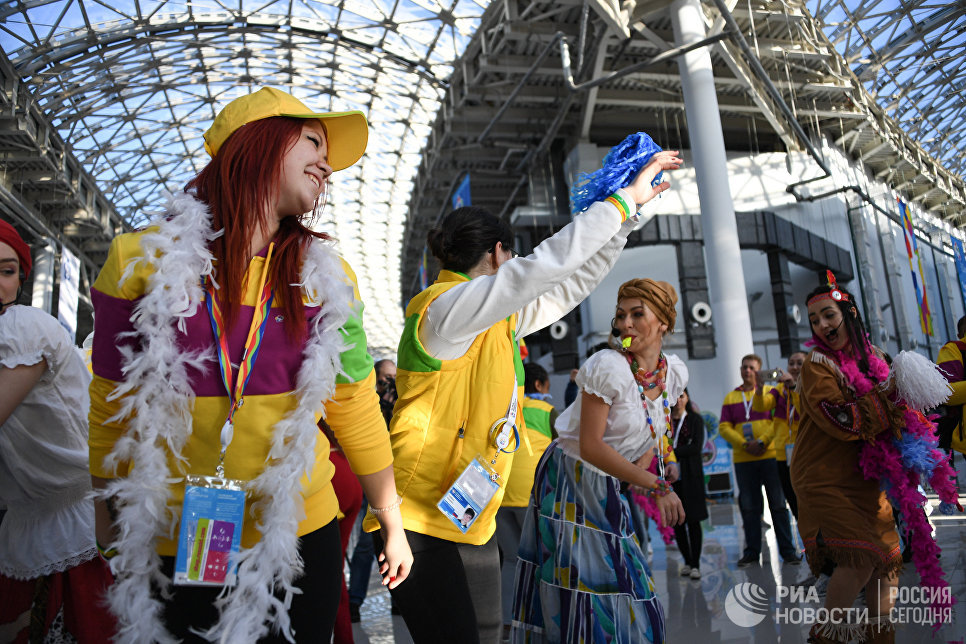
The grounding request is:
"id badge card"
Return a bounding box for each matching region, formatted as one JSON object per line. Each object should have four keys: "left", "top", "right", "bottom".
{"left": 785, "top": 442, "right": 794, "bottom": 466}
{"left": 437, "top": 457, "right": 500, "bottom": 534}
{"left": 742, "top": 422, "right": 754, "bottom": 441}
{"left": 173, "top": 474, "right": 246, "bottom": 587}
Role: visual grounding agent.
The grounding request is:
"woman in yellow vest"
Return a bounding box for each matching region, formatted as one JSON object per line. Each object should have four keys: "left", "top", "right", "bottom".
{"left": 368, "top": 150, "right": 682, "bottom": 642}
{"left": 753, "top": 350, "right": 805, "bottom": 518}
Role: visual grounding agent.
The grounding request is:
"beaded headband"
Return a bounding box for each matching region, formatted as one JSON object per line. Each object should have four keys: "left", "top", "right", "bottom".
{"left": 807, "top": 270, "right": 850, "bottom": 306}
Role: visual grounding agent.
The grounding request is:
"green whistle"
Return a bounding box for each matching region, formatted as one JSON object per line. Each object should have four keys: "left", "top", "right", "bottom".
{"left": 621, "top": 336, "right": 632, "bottom": 349}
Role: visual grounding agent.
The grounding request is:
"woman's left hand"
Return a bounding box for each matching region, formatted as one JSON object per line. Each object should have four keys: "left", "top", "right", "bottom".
{"left": 377, "top": 525, "right": 413, "bottom": 590}
{"left": 623, "top": 150, "right": 683, "bottom": 206}
{"left": 664, "top": 462, "right": 680, "bottom": 483}
{"left": 655, "top": 490, "right": 686, "bottom": 528}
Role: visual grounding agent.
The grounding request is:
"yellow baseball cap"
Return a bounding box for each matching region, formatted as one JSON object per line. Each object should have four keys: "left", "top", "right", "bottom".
{"left": 203, "top": 87, "right": 368, "bottom": 171}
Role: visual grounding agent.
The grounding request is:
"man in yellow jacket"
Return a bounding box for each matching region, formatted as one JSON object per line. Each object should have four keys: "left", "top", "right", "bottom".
{"left": 718, "top": 354, "right": 800, "bottom": 567}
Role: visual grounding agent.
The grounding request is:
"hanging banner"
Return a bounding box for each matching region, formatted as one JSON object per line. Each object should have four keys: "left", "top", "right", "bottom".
{"left": 418, "top": 246, "right": 429, "bottom": 291}
{"left": 951, "top": 236, "right": 966, "bottom": 313}
{"left": 451, "top": 174, "right": 471, "bottom": 210}
{"left": 57, "top": 245, "right": 81, "bottom": 339}
{"left": 898, "top": 199, "right": 933, "bottom": 336}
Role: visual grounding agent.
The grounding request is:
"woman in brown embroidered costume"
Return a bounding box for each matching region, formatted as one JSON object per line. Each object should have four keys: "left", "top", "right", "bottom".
{"left": 792, "top": 274, "right": 902, "bottom": 644}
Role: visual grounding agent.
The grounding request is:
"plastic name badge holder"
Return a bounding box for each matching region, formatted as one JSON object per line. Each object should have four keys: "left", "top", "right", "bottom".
{"left": 173, "top": 474, "right": 246, "bottom": 586}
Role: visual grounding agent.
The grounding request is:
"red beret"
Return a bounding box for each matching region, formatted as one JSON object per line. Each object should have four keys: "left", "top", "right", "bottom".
{"left": 0, "top": 219, "right": 32, "bottom": 279}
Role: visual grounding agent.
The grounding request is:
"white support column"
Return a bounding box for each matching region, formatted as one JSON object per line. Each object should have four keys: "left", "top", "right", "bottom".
{"left": 672, "top": 0, "right": 754, "bottom": 377}
{"left": 31, "top": 239, "right": 56, "bottom": 314}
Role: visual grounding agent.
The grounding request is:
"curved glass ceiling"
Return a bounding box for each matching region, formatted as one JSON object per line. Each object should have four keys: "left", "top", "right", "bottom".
{"left": 3, "top": 0, "right": 964, "bottom": 350}
{"left": 807, "top": 0, "right": 966, "bottom": 182}
{"left": 0, "top": 0, "right": 488, "bottom": 354}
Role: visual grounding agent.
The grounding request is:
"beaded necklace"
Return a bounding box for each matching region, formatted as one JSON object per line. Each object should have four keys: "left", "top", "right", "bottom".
{"left": 624, "top": 351, "right": 673, "bottom": 470}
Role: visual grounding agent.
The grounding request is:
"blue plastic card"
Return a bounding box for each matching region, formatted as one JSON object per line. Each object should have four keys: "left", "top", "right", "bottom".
{"left": 173, "top": 474, "right": 245, "bottom": 586}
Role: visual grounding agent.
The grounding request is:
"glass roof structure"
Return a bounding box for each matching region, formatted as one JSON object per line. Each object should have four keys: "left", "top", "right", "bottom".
{"left": 807, "top": 0, "right": 966, "bottom": 182}
{"left": 0, "top": 0, "right": 488, "bottom": 353}
{"left": 2, "top": 0, "right": 965, "bottom": 351}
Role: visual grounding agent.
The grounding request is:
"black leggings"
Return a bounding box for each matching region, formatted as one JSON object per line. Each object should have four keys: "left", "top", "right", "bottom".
{"left": 160, "top": 520, "right": 342, "bottom": 642}
{"left": 673, "top": 520, "right": 704, "bottom": 569}
{"left": 375, "top": 530, "right": 501, "bottom": 644}
{"left": 777, "top": 460, "right": 799, "bottom": 519}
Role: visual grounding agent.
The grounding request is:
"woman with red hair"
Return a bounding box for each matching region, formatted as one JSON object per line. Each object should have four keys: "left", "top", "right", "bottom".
{"left": 88, "top": 87, "right": 411, "bottom": 643}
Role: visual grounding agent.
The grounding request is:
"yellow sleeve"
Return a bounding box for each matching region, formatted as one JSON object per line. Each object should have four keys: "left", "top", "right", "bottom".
{"left": 752, "top": 388, "right": 778, "bottom": 413}
{"left": 327, "top": 369, "right": 393, "bottom": 476}
{"left": 717, "top": 400, "right": 744, "bottom": 448}
{"left": 755, "top": 418, "right": 776, "bottom": 446}
{"left": 947, "top": 380, "right": 966, "bottom": 406}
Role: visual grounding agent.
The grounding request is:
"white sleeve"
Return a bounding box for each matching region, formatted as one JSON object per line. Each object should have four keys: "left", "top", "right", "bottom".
{"left": 575, "top": 350, "right": 624, "bottom": 406}
{"left": 0, "top": 307, "right": 70, "bottom": 386}
{"left": 515, "top": 224, "right": 633, "bottom": 338}
{"left": 664, "top": 353, "right": 690, "bottom": 400}
{"left": 419, "top": 191, "right": 634, "bottom": 361}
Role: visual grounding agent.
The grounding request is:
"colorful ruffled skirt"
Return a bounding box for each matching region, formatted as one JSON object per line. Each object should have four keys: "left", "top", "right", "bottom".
{"left": 510, "top": 441, "right": 665, "bottom": 643}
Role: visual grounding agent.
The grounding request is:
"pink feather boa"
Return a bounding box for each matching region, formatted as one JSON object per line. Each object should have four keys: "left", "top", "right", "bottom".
{"left": 808, "top": 335, "right": 960, "bottom": 624}
{"left": 631, "top": 457, "right": 676, "bottom": 545}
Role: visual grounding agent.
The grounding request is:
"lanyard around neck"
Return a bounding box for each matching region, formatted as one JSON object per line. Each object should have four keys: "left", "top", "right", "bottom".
{"left": 741, "top": 389, "right": 753, "bottom": 421}
{"left": 204, "top": 242, "right": 275, "bottom": 475}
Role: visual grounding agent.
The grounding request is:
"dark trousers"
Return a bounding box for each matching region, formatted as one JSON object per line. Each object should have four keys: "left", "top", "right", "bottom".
{"left": 160, "top": 520, "right": 342, "bottom": 642}
{"left": 735, "top": 458, "right": 797, "bottom": 560}
{"left": 777, "top": 459, "right": 799, "bottom": 519}
{"left": 376, "top": 530, "right": 501, "bottom": 644}
{"left": 673, "top": 520, "right": 704, "bottom": 569}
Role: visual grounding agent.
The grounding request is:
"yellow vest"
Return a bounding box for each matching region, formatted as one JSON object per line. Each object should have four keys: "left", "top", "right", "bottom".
{"left": 502, "top": 398, "right": 554, "bottom": 508}
{"left": 365, "top": 270, "right": 526, "bottom": 544}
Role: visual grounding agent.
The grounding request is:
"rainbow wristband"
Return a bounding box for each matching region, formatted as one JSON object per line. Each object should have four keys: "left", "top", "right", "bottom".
{"left": 605, "top": 192, "right": 636, "bottom": 223}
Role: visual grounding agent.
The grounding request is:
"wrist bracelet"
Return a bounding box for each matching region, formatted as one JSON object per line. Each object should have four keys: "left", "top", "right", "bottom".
{"left": 605, "top": 193, "right": 635, "bottom": 223}
{"left": 96, "top": 541, "right": 117, "bottom": 561}
{"left": 369, "top": 494, "right": 402, "bottom": 514}
{"left": 644, "top": 478, "right": 672, "bottom": 498}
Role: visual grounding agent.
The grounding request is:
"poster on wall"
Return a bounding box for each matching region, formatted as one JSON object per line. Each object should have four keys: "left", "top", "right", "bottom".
{"left": 898, "top": 198, "right": 933, "bottom": 336}
{"left": 57, "top": 245, "right": 80, "bottom": 339}
{"left": 951, "top": 236, "right": 966, "bottom": 312}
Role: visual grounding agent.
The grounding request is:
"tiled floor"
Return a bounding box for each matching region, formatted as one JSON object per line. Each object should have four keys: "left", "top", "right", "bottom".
{"left": 350, "top": 478, "right": 966, "bottom": 643}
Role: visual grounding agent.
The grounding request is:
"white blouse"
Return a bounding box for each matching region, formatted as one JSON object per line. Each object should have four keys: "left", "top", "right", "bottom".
{"left": 556, "top": 349, "right": 689, "bottom": 463}
{"left": 0, "top": 305, "right": 96, "bottom": 579}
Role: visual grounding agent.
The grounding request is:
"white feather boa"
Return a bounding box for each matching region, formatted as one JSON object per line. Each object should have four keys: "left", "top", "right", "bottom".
{"left": 100, "top": 191, "right": 353, "bottom": 643}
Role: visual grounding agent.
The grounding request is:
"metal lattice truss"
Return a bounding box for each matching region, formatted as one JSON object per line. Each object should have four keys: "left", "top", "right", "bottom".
{"left": 809, "top": 0, "right": 966, "bottom": 193}
{"left": 399, "top": 0, "right": 966, "bottom": 301}
{"left": 0, "top": 0, "right": 487, "bottom": 351}
{"left": 2, "top": 0, "right": 965, "bottom": 346}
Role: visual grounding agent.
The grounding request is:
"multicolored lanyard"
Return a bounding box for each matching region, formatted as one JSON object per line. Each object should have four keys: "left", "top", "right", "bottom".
{"left": 204, "top": 242, "right": 275, "bottom": 477}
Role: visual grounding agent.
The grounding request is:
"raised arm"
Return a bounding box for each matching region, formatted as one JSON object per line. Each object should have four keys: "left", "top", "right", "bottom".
{"left": 420, "top": 150, "right": 682, "bottom": 360}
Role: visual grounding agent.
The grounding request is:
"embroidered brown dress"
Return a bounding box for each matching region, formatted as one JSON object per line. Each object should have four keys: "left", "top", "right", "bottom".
{"left": 790, "top": 349, "right": 904, "bottom": 576}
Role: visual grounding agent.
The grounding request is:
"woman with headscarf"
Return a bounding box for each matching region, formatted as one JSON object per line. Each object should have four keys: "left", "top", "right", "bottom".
{"left": 512, "top": 278, "right": 687, "bottom": 644}
{"left": 0, "top": 220, "right": 116, "bottom": 642}
{"left": 366, "top": 150, "right": 682, "bottom": 643}
{"left": 87, "top": 87, "right": 411, "bottom": 643}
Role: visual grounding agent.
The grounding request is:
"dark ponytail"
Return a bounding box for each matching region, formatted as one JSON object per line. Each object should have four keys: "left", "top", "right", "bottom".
{"left": 427, "top": 206, "right": 513, "bottom": 274}
{"left": 805, "top": 285, "right": 871, "bottom": 374}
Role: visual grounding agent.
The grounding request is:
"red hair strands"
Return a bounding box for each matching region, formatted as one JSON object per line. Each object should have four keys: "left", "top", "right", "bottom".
{"left": 186, "top": 116, "right": 329, "bottom": 341}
